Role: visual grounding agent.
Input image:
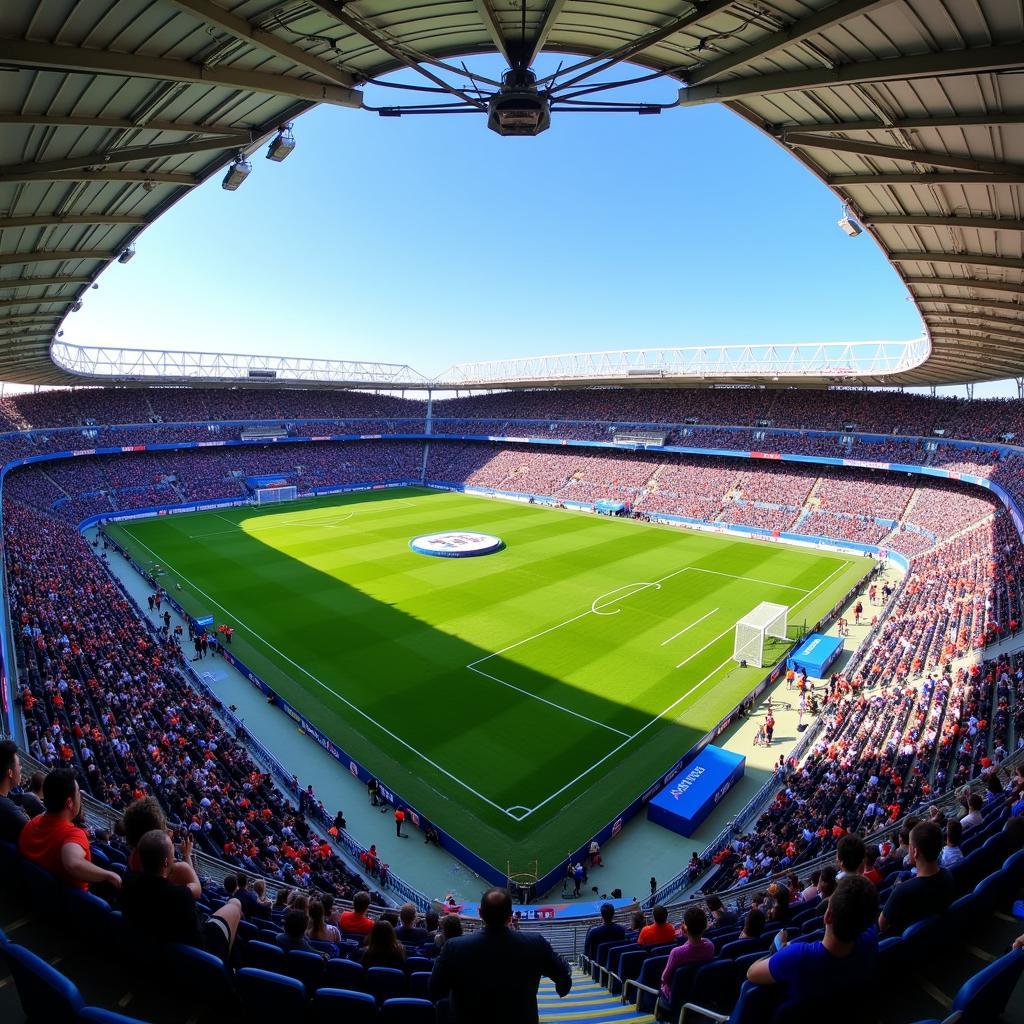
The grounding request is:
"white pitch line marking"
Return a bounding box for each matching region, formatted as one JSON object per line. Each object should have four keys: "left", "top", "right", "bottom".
{"left": 591, "top": 582, "right": 660, "bottom": 616}
{"left": 675, "top": 626, "right": 734, "bottom": 669}
{"left": 661, "top": 607, "right": 719, "bottom": 646}
{"left": 120, "top": 527, "right": 517, "bottom": 819}
{"left": 467, "top": 664, "right": 629, "bottom": 737}
{"left": 685, "top": 566, "right": 812, "bottom": 592}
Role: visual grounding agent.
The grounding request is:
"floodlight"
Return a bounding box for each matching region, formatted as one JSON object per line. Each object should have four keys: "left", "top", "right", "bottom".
{"left": 266, "top": 126, "right": 295, "bottom": 162}
{"left": 838, "top": 207, "right": 862, "bottom": 237}
{"left": 71, "top": 301, "right": 83, "bottom": 312}
{"left": 222, "top": 156, "right": 252, "bottom": 191}
{"left": 118, "top": 246, "right": 136, "bottom": 264}
{"left": 488, "top": 70, "right": 550, "bottom": 137}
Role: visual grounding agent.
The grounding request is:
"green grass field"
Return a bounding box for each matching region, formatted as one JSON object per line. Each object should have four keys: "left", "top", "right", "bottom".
{"left": 106, "top": 487, "right": 870, "bottom": 876}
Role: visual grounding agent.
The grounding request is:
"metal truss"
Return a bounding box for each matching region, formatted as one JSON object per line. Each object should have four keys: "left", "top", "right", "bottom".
{"left": 50, "top": 342, "right": 429, "bottom": 388}
{"left": 436, "top": 340, "right": 932, "bottom": 387}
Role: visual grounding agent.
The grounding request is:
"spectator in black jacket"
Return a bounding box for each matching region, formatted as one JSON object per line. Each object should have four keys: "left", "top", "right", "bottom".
{"left": 584, "top": 902, "right": 626, "bottom": 959}
{"left": 394, "top": 902, "right": 430, "bottom": 946}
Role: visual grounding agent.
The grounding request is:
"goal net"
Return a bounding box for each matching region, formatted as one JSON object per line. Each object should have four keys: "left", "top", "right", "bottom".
{"left": 255, "top": 485, "right": 298, "bottom": 505}
{"left": 733, "top": 602, "right": 789, "bottom": 668}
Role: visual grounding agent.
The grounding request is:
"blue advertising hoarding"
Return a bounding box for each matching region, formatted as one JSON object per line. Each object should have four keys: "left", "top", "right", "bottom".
{"left": 647, "top": 745, "right": 746, "bottom": 838}
{"left": 787, "top": 632, "right": 844, "bottom": 678}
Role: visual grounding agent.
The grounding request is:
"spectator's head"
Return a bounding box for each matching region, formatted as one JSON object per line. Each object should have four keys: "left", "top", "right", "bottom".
{"left": 986, "top": 773, "right": 1004, "bottom": 795}
{"left": 308, "top": 901, "right": 325, "bottom": 933}
{"left": 365, "top": 919, "right": 403, "bottom": 958}
{"left": 425, "top": 910, "right": 439, "bottom": 932}
{"left": 705, "top": 895, "right": 723, "bottom": 918}
{"left": 283, "top": 909, "right": 308, "bottom": 939}
{"left": 818, "top": 866, "right": 838, "bottom": 899}
{"left": 254, "top": 879, "right": 267, "bottom": 900}
{"left": 137, "top": 829, "right": 173, "bottom": 877}
{"left": 222, "top": 875, "right": 237, "bottom": 896}
{"left": 825, "top": 875, "right": 879, "bottom": 944}
{"left": 479, "top": 887, "right": 513, "bottom": 928}
{"left": 652, "top": 905, "right": 668, "bottom": 926}
{"left": 236, "top": 872, "right": 249, "bottom": 891}
{"left": 121, "top": 796, "right": 167, "bottom": 849}
{"left": 682, "top": 906, "right": 707, "bottom": 940}
{"left": 440, "top": 914, "right": 463, "bottom": 942}
{"left": 28, "top": 772, "right": 44, "bottom": 796}
{"left": 968, "top": 794, "right": 984, "bottom": 812}
{"left": 600, "top": 902, "right": 615, "bottom": 924}
{"left": 837, "top": 834, "right": 866, "bottom": 874}
{"left": 909, "top": 822, "right": 943, "bottom": 869}
{"left": 630, "top": 911, "right": 646, "bottom": 932}
{"left": 946, "top": 818, "right": 962, "bottom": 848}
{"left": 1004, "top": 816, "right": 1024, "bottom": 851}
{"left": 865, "top": 846, "right": 879, "bottom": 871}
{"left": 42, "top": 768, "right": 80, "bottom": 819}
{"left": 399, "top": 903, "right": 416, "bottom": 926}
{"left": 321, "top": 895, "right": 333, "bottom": 918}
{"left": 353, "top": 891, "right": 371, "bottom": 914}
{"left": 741, "top": 908, "right": 765, "bottom": 939}
{"left": 0, "top": 740, "right": 21, "bottom": 795}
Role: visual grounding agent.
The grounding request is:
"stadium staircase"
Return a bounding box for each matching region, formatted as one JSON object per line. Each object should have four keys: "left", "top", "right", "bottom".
{"left": 538, "top": 969, "right": 654, "bottom": 1024}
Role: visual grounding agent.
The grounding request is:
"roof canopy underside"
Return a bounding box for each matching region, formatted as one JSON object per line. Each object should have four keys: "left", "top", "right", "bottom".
{"left": 0, "top": 0, "right": 1021, "bottom": 388}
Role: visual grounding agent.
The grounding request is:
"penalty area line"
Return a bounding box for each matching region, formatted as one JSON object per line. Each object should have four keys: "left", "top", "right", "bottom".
{"left": 660, "top": 607, "right": 719, "bottom": 647}
{"left": 118, "top": 527, "right": 519, "bottom": 821}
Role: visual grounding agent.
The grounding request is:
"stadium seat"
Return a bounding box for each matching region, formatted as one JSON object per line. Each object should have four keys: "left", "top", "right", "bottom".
{"left": 312, "top": 988, "right": 378, "bottom": 1024}
{"left": 19, "top": 859, "right": 64, "bottom": 918}
{"left": 616, "top": 948, "right": 650, "bottom": 1000}
{"left": 168, "top": 943, "right": 235, "bottom": 1009}
{"left": 236, "top": 919, "right": 259, "bottom": 944}
{"left": 285, "top": 949, "right": 325, "bottom": 993}
{"left": 323, "top": 957, "right": 365, "bottom": 991}
{"left": 0, "top": 941, "right": 85, "bottom": 1024}
{"left": 409, "top": 971, "right": 432, "bottom": 1000}
{"left": 79, "top": 1008, "right": 152, "bottom": 1024}
{"left": 245, "top": 939, "right": 286, "bottom": 973}
{"left": 902, "top": 915, "right": 942, "bottom": 956}
{"left": 406, "top": 955, "right": 432, "bottom": 974}
{"left": 719, "top": 938, "right": 764, "bottom": 960}
{"left": 381, "top": 997, "right": 436, "bottom": 1023}
{"left": 0, "top": 839, "right": 20, "bottom": 873}
{"left": 630, "top": 954, "right": 670, "bottom": 1014}
{"left": 687, "top": 959, "right": 736, "bottom": 1015}
{"left": 945, "top": 948, "right": 1024, "bottom": 1024}
{"left": 366, "top": 966, "right": 408, "bottom": 1004}
{"left": 660, "top": 961, "right": 703, "bottom": 1021}
{"left": 235, "top": 968, "right": 306, "bottom": 1023}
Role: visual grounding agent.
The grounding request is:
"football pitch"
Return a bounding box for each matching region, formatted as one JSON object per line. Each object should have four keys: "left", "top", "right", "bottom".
{"left": 105, "top": 487, "right": 870, "bottom": 875}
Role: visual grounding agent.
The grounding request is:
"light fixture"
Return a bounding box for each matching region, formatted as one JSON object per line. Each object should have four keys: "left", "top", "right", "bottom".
{"left": 118, "top": 246, "right": 136, "bottom": 264}
{"left": 266, "top": 126, "right": 295, "bottom": 162}
{"left": 71, "top": 301, "right": 83, "bottom": 312}
{"left": 838, "top": 206, "right": 862, "bottom": 237}
{"left": 221, "top": 155, "right": 252, "bottom": 191}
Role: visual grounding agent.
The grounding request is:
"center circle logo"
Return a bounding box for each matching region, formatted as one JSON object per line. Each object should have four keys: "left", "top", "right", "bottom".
{"left": 409, "top": 531, "right": 504, "bottom": 558}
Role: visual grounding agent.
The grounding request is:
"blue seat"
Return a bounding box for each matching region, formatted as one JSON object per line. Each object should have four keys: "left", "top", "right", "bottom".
{"left": 660, "top": 961, "right": 702, "bottom": 1021}
{"left": 0, "top": 839, "right": 20, "bottom": 873}
{"left": 235, "top": 968, "right": 306, "bottom": 1023}
{"left": 902, "top": 915, "right": 941, "bottom": 956}
{"left": 720, "top": 937, "right": 765, "bottom": 960}
{"left": 0, "top": 942, "right": 85, "bottom": 1024}
{"left": 632, "top": 954, "right": 670, "bottom": 1014}
{"left": 245, "top": 939, "right": 286, "bottom": 973}
{"left": 19, "top": 858, "right": 64, "bottom": 917}
{"left": 616, "top": 949, "right": 650, "bottom": 1001}
{"left": 79, "top": 1009, "right": 151, "bottom": 1024}
{"left": 409, "top": 971, "right": 431, "bottom": 1000}
{"left": 285, "top": 949, "right": 324, "bottom": 993}
{"left": 725, "top": 980, "right": 783, "bottom": 1024}
{"left": 324, "top": 957, "right": 365, "bottom": 991}
{"left": 687, "top": 959, "right": 736, "bottom": 1015}
{"left": 312, "top": 988, "right": 378, "bottom": 1024}
{"left": 168, "top": 943, "right": 235, "bottom": 1008}
{"left": 309, "top": 938, "right": 339, "bottom": 957}
{"left": 947, "top": 947, "right": 1024, "bottom": 1024}
{"left": 236, "top": 919, "right": 260, "bottom": 944}
{"left": 1003, "top": 847, "right": 1024, "bottom": 884}
{"left": 405, "top": 955, "right": 432, "bottom": 975}
{"left": 64, "top": 889, "right": 114, "bottom": 943}
{"left": 381, "top": 997, "right": 436, "bottom": 1023}
{"left": 944, "top": 893, "right": 979, "bottom": 934}
{"left": 367, "top": 966, "right": 408, "bottom": 1004}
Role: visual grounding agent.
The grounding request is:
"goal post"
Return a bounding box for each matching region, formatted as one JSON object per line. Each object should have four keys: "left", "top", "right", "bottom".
{"left": 255, "top": 485, "right": 298, "bottom": 505}
{"left": 733, "top": 602, "right": 789, "bottom": 668}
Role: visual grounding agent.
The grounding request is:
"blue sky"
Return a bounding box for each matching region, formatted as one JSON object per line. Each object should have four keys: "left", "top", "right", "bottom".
{"left": 63, "top": 54, "right": 997, "bottom": 391}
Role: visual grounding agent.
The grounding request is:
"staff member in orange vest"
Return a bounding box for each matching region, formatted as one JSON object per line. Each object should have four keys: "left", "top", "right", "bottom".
{"left": 395, "top": 806, "right": 408, "bottom": 838}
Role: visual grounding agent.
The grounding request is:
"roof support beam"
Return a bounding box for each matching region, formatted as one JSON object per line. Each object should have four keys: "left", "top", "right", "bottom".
{"left": 932, "top": 330, "right": 1024, "bottom": 345}
{"left": 787, "top": 113, "right": 1024, "bottom": 134}
{"left": 679, "top": 43, "right": 1024, "bottom": 105}
{"left": 0, "top": 296, "right": 66, "bottom": 310}
{"left": 0, "top": 250, "right": 113, "bottom": 268}
{"left": 472, "top": 0, "right": 512, "bottom": 64}
{"left": 164, "top": 0, "right": 358, "bottom": 87}
{"left": 519, "top": 0, "right": 568, "bottom": 67}
{"left": 0, "top": 135, "right": 249, "bottom": 179}
{"left": 829, "top": 172, "right": 1024, "bottom": 185}
{"left": 786, "top": 134, "right": 1024, "bottom": 175}
{"left": 0, "top": 276, "right": 92, "bottom": 291}
{"left": 0, "top": 39, "right": 362, "bottom": 108}
{"left": 865, "top": 215, "right": 1024, "bottom": 232}
{"left": 0, "top": 169, "right": 198, "bottom": 186}
{"left": 918, "top": 298, "right": 1024, "bottom": 315}
{"left": 903, "top": 276, "right": 1024, "bottom": 297}
{"left": 0, "top": 113, "right": 254, "bottom": 140}
{"left": 892, "top": 252, "right": 1024, "bottom": 272}
{"left": 0, "top": 215, "right": 147, "bottom": 229}
{"left": 927, "top": 314, "right": 1024, "bottom": 331}
{"left": 687, "top": 0, "right": 894, "bottom": 86}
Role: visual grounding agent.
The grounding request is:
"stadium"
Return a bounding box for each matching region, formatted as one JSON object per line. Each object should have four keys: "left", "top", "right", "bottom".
{"left": 2, "top": 0, "right": 1024, "bottom": 1023}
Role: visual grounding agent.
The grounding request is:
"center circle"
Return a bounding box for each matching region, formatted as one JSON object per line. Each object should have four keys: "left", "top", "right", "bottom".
{"left": 409, "top": 531, "right": 504, "bottom": 558}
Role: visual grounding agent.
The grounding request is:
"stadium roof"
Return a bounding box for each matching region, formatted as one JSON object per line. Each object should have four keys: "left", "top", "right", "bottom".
{"left": 0, "top": 0, "right": 1021, "bottom": 389}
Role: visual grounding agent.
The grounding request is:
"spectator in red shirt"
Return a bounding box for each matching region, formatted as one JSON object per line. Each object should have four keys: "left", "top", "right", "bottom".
{"left": 638, "top": 905, "right": 677, "bottom": 945}
{"left": 339, "top": 890, "right": 375, "bottom": 935}
{"left": 18, "top": 768, "right": 121, "bottom": 891}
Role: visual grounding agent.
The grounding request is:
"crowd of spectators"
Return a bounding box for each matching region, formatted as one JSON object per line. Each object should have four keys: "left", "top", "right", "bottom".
{"left": 5, "top": 500, "right": 378, "bottom": 902}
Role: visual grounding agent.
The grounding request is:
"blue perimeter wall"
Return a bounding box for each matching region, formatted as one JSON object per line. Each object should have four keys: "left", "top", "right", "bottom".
{"left": 3, "top": 427, "right": 1022, "bottom": 900}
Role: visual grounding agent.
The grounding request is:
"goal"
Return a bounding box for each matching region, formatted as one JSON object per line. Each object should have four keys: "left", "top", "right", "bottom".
{"left": 255, "top": 485, "right": 298, "bottom": 505}
{"left": 733, "top": 602, "right": 789, "bottom": 668}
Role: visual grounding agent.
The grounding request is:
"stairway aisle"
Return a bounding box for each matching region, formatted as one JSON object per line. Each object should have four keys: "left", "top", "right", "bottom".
{"left": 538, "top": 968, "right": 658, "bottom": 1024}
